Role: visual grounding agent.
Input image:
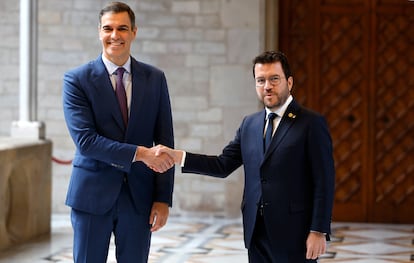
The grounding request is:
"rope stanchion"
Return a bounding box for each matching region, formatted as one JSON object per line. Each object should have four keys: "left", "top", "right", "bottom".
{"left": 52, "top": 156, "right": 73, "bottom": 165}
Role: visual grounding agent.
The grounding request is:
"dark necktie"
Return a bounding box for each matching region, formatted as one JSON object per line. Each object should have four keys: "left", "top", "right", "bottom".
{"left": 115, "top": 67, "right": 128, "bottom": 126}
{"left": 264, "top": 112, "right": 277, "bottom": 151}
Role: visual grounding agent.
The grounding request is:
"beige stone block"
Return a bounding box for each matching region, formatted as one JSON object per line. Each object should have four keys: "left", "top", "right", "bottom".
{"left": 210, "top": 65, "right": 255, "bottom": 107}
{"left": 0, "top": 138, "right": 52, "bottom": 250}
{"left": 172, "top": 1, "right": 200, "bottom": 14}
{"left": 220, "top": 0, "right": 261, "bottom": 28}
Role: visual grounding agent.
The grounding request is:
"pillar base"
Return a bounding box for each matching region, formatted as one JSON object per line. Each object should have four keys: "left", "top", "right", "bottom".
{"left": 0, "top": 138, "right": 52, "bottom": 250}
{"left": 10, "top": 121, "right": 45, "bottom": 139}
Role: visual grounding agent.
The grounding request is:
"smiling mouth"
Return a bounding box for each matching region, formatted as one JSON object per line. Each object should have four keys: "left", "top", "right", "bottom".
{"left": 108, "top": 41, "right": 124, "bottom": 46}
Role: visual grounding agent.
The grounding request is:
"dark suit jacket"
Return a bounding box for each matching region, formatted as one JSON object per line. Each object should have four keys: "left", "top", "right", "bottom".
{"left": 183, "top": 100, "right": 335, "bottom": 255}
{"left": 63, "top": 55, "right": 174, "bottom": 216}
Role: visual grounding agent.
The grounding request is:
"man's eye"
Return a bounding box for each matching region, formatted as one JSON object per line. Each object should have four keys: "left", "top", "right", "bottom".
{"left": 270, "top": 76, "right": 280, "bottom": 81}
{"left": 118, "top": 27, "right": 129, "bottom": 31}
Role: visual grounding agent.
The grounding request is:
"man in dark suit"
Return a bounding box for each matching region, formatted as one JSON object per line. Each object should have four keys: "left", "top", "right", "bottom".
{"left": 157, "top": 51, "right": 335, "bottom": 262}
{"left": 62, "top": 2, "right": 175, "bottom": 262}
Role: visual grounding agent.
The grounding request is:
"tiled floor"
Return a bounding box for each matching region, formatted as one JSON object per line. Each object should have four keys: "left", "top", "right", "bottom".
{"left": 0, "top": 214, "right": 413, "bottom": 262}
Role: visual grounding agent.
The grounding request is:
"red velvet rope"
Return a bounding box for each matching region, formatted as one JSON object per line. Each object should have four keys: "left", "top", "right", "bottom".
{"left": 52, "top": 156, "right": 73, "bottom": 165}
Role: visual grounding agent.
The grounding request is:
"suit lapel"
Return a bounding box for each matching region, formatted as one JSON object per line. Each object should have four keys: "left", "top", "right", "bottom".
{"left": 129, "top": 58, "right": 146, "bottom": 123}
{"left": 91, "top": 57, "right": 126, "bottom": 132}
{"left": 254, "top": 111, "right": 268, "bottom": 156}
{"left": 263, "top": 100, "right": 300, "bottom": 161}
{"left": 125, "top": 58, "right": 146, "bottom": 138}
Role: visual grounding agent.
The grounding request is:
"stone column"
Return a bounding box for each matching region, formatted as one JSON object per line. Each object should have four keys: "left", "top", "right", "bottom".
{"left": 11, "top": 0, "right": 45, "bottom": 139}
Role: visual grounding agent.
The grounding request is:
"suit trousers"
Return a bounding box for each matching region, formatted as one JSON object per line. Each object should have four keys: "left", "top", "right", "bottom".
{"left": 71, "top": 180, "right": 152, "bottom": 263}
{"left": 248, "top": 212, "right": 274, "bottom": 262}
{"left": 248, "top": 212, "right": 317, "bottom": 263}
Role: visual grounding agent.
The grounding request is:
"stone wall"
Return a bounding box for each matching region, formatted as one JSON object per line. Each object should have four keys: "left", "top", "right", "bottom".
{"left": 0, "top": 0, "right": 264, "bottom": 218}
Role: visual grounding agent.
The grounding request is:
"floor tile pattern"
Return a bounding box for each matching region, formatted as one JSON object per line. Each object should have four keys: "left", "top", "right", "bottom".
{"left": 320, "top": 222, "right": 414, "bottom": 263}
{"left": 0, "top": 215, "right": 412, "bottom": 262}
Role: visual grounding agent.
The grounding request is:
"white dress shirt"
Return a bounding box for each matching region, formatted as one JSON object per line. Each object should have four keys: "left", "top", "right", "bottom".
{"left": 101, "top": 54, "right": 132, "bottom": 115}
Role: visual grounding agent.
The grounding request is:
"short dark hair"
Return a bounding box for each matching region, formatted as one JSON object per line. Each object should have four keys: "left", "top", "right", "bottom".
{"left": 99, "top": 2, "right": 136, "bottom": 29}
{"left": 252, "top": 51, "right": 292, "bottom": 79}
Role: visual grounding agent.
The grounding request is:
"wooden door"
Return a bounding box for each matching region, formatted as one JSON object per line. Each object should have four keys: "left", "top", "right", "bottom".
{"left": 278, "top": 0, "right": 414, "bottom": 223}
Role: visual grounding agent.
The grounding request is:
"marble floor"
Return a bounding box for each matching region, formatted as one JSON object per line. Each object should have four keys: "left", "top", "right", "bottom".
{"left": 0, "top": 214, "right": 413, "bottom": 263}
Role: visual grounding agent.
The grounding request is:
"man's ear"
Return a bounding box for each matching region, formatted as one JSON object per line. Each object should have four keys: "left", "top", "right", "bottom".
{"left": 288, "top": 76, "right": 294, "bottom": 92}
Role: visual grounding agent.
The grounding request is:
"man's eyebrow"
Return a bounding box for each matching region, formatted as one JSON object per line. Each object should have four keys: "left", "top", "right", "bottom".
{"left": 101, "top": 25, "right": 130, "bottom": 29}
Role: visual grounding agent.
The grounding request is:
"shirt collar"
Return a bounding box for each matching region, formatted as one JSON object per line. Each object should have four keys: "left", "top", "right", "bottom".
{"left": 265, "top": 95, "right": 293, "bottom": 119}
{"left": 101, "top": 54, "right": 131, "bottom": 75}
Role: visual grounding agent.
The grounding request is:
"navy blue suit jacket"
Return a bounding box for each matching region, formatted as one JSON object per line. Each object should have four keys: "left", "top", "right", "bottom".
{"left": 183, "top": 100, "right": 335, "bottom": 255}
{"left": 63, "top": 56, "right": 174, "bottom": 216}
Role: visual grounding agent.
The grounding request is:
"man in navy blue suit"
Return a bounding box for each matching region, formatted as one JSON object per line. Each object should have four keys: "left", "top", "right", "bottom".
{"left": 62, "top": 2, "right": 175, "bottom": 262}
{"left": 158, "top": 51, "right": 336, "bottom": 262}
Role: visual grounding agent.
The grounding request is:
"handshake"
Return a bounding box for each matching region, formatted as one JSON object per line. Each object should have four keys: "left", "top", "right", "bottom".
{"left": 135, "top": 145, "right": 184, "bottom": 173}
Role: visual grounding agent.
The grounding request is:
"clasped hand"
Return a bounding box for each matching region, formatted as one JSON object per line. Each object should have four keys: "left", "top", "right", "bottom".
{"left": 136, "top": 145, "right": 182, "bottom": 173}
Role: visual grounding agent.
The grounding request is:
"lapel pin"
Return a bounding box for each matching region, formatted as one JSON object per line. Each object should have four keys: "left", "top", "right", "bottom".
{"left": 288, "top": 112, "right": 296, "bottom": 119}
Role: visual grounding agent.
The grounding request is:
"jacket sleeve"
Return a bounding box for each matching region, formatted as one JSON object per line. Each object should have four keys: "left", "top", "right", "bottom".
{"left": 63, "top": 69, "right": 137, "bottom": 173}
{"left": 307, "top": 115, "right": 336, "bottom": 234}
{"left": 152, "top": 71, "right": 175, "bottom": 206}
{"left": 182, "top": 124, "right": 244, "bottom": 178}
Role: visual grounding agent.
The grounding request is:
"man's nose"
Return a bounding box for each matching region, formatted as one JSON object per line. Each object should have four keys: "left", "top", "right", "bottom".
{"left": 264, "top": 80, "right": 273, "bottom": 89}
{"left": 111, "top": 30, "right": 120, "bottom": 38}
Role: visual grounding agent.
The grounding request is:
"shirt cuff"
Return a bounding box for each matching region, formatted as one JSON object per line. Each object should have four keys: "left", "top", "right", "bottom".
{"left": 133, "top": 146, "right": 139, "bottom": 162}
{"left": 310, "top": 230, "right": 326, "bottom": 235}
{"left": 180, "top": 151, "right": 186, "bottom": 167}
